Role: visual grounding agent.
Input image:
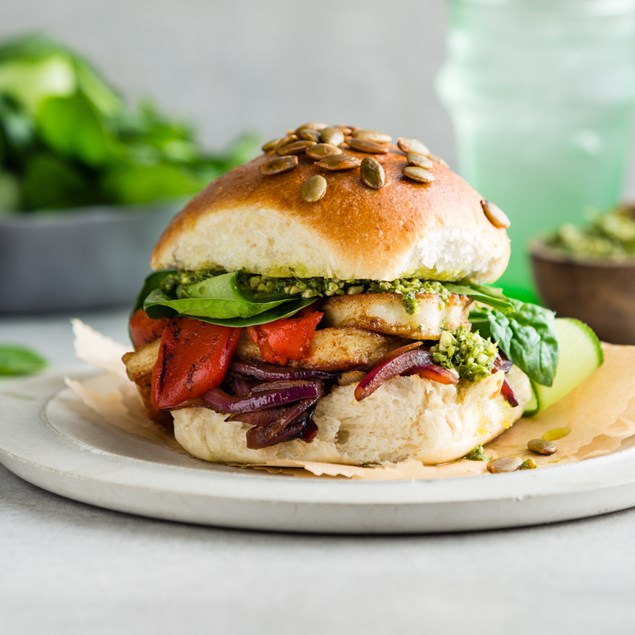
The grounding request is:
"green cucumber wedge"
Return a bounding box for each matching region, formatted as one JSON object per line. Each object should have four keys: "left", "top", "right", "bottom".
{"left": 529, "top": 317, "right": 603, "bottom": 414}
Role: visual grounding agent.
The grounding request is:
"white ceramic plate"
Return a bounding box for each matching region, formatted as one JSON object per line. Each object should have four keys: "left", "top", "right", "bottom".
{"left": 2, "top": 370, "right": 635, "bottom": 534}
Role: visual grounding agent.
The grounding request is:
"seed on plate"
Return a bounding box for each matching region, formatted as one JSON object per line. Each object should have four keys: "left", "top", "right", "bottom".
{"left": 346, "top": 138, "right": 389, "bottom": 154}
{"left": 360, "top": 157, "right": 385, "bottom": 189}
{"left": 486, "top": 456, "right": 523, "bottom": 473}
{"left": 316, "top": 154, "right": 361, "bottom": 171}
{"left": 352, "top": 129, "right": 392, "bottom": 143}
{"left": 259, "top": 155, "right": 298, "bottom": 175}
{"left": 295, "top": 122, "right": 327, "bottom": 133}
{"left": 481, "top": 199, "right": 511, "bottom": 229}
{"left": 407, "top": 152, "right": 434, "bottom": 169}
{"left": 320, "top": 127, "right": 345, "bottom": 147}
{"left": 397, "top": 137, "right": 430, "bottom": 155}
{"left": 527, "top": 438, "right": 557, "bottom": 456}
{"left": 261, "top": 137, "right": 284, "bottom": 152}
{"left": 277, "top": 140, "right": 317, "bottom": 156}
{"left": 300, "top": 175, "right": 327, "bottom": 202}
{"left": 403, "top": 165, "right": 435, "bottom": 183}
{"left": 297, "top": 128, "right": 322, "bottom": 142}
{"left": 520, "top": 458, "right": 538, "bottom": 470}
{"left": 306, "top": 143, "right": 343, "bottom": 159}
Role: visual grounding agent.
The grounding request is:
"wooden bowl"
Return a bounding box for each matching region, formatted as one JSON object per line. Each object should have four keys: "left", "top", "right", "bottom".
{"left": 530, "top": 241, "right": 635, "bottom": 344}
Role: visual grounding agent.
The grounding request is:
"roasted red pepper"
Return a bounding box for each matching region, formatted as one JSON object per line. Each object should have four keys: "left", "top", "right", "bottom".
{"left": 129, "top": 309, "right": 169, "bottom": 348}
{"left": 247, "top": 311, "right": 323, "bottom": 365}
{"left": 152, "top": 317, "right": 242, "bottom": 410}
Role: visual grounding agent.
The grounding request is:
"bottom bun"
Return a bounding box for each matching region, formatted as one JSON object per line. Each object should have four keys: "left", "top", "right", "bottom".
{"left": 172, "top": 367, "right": 531, "bottom": 466}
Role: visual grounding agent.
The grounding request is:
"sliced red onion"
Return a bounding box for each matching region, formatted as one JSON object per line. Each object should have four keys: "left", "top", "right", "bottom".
{"left": 354, "top": 343, "right": 457, "bottom": 401}
{"left": 225, "top": 375, "right": 257, "bottom": 396}
{"left": 500, "top": 379, "right": 519, "bottom": 407}
{"left": 203, "top": 381, "right": 323, "bottom": 414}
{"left": 494, "top": 356, "right": 513, "bottom": 374}
{"left": 246, "top": 400, "right": 317, "bottom": 449}
{"left": 229, "top": 360, "right": 335, "bottom": 381}
{"left": 299, "top": 420, "right": 318, "bottom": 443}
{"left": 226, "top": 408, "right": 286, "bottom": 427}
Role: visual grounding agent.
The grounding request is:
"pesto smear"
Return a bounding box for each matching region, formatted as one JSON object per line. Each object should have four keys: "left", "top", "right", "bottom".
{"left": 547, "top": 205, "right": 635, "bottom": 259}
{"left": 431, "top": 326, "right": 497, "bottom": 382}
{"left": 161, "top": 270, "right": 452, "bottom": 314}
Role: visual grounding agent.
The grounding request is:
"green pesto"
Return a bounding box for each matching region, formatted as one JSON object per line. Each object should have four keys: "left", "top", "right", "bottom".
{"left": 243, "top": 274, "right": 450, "bottom": 314}
{"left": 547, "top": 206, "right": 635, "bottom": 259}
{"left": 464, "top": 445, "right": 489, "bottom": 461}
{"left": 431, "top": 326, "right": 497, "bottom": 382}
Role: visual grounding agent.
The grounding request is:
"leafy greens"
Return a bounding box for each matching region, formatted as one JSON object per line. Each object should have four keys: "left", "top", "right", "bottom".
{"left": 0, "top": 34, "right": 258, "bottom": 213}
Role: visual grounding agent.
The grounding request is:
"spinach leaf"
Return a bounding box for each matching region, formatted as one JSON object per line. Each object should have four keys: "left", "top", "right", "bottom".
{"left": 37, "top": 91, "right": 115, "bottom": 166}
{"left": 470, "top": 302, "right": 558, "bottom": 387}
{"left": 192, "top": 298, "right": 317, "bottom": 327}
{"left": 131, "top": 270, "right": 175, "bottom": 314}
{"left": 143, "top": 272, "right": 305, "bottom": 322}
{"left": 0, "top": 345, "right": 47, "bottom": 376}
{"left": 444, "top": 282, "right": 515, "bottom": 311}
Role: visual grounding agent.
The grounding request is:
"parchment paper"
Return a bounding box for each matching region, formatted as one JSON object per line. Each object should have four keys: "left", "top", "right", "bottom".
{"left": 67, "top": 319, "right": 635, "bottom": 480}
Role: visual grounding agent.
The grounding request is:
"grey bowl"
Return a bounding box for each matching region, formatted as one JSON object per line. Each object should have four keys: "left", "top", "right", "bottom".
{"left": 0, "top": 202, "right": 181, "bottom": 313}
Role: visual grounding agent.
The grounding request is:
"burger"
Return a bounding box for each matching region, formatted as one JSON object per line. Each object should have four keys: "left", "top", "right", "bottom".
{"left": 123, "top": 123, "right": 558, "bottom": 467}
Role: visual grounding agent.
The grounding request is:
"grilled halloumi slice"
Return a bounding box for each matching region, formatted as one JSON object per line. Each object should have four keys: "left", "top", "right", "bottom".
{"left": 322, "top": 292, "right": 471, "bottom": 340}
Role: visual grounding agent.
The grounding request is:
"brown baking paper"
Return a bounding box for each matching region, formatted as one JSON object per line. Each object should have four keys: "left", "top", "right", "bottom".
{"left": 67, "top": 320, "right": 635, "bottom": 480}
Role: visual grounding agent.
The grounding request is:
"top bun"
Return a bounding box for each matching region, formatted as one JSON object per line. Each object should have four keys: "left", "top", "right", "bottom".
{"left": 151, "top": 128, "right": 510, "bottom": 282}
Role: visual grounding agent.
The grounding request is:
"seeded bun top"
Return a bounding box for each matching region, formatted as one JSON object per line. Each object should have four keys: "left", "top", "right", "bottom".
{"left": 151, "top": 124, "right": 511, "bottom": 282}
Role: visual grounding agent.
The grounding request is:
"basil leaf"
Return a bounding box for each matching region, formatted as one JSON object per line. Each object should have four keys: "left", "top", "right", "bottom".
{"left": 192, "top": 298, "right": 317, "bottom": 327}
{"left": 131, "top": 270, "right": 175, "bottom": 314}
{"left": 0, "top": 345, "right": 47, "bottom": 376}
{"left": 445, "top": 282, "right": 515, "bottom": 311}
{"left": 470, "top": 303, "right": 558, "bottom": 387}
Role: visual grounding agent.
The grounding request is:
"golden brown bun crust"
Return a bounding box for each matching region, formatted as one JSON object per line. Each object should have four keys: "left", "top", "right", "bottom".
{"left": 151, "top": 143, "right": 510, "bottom": 282}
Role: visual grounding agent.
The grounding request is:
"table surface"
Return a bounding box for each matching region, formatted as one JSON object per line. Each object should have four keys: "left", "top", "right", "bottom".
{"left": 2, "top": 309, "right": 634, "bottom": 634}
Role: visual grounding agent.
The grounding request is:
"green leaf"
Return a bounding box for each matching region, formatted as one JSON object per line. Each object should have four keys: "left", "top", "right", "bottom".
{"left": 131, "top": 270, "right": 175, "bottom": 315}
{"left": 21, "top": 153, "right": 93, "bottom": 210}
{"left": 100, "top": 161, "right": 209, "bottom": 205}
{"left": 192, "top": 298, "right": 317, "bottom": 327}
{"left": 445, "top": 282, "right": 515, "bottom": 311}
{"left": 0, "top": 345, "right": 47, "bottom": 376}
{"left": 471, "top": 302, "right": 559, "bottom": 387}
{"left": 37, "top": 91, "right": 114, "bottom": 165}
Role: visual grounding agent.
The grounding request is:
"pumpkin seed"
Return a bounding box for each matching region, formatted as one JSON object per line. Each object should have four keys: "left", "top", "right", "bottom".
{"left": 261, "top": 137, "right": 284, "bottom": 152}
{"left": 487, "top": 456, "right": 523, "bottom": 473}
{"left": 300, "top": 175, "right": 327, "bottom": 202}
{"left": 277, "top": 140, "right": 316, "bottom": 156}
{"left": 520, "top": 458, "right": 538, "bottom": 470}
{"left": 273, "top": 135, "right": 299, "bottom": 151}
{"left": 360, "top": 157, "right": 385, "bottom": 189}
{"left": 297, "top": 128, "right": 321, "bottom": 142}
{"left": 397, "top": 137, "right": 430, "bottom": 155}
{"left": 403, "top": 165, "right": 435, "bottom": 183}
{"left": 306, "top": 143, "right": 343, "bottom": 160}
{"left": 332, "top": 125, "right": 354, "bottom": 135}
{"left": 352, "top": 129, "right": 392, "bottom": 143}
{"left": 316, "top": 154, "right": 360, "bottom": 171}
{"left": 527, "top": 438, "right": 557, "bottom": 455}
{"left": 320, "top": 127, "right": 345, "bottom": 146}
{"left": 347, "top": 138, "right": 389, "bottom": 154}
{"left": 407, "top": 152, "right": 433, "bottom": 169}
{"left": 259, "top": 155, "right": 299, "bottom": 175}
{"left": 481, "top": 199, "right": 511, "bottom": 229}
{"left": 295, "top": 122, "right": 327, "bottom": 133}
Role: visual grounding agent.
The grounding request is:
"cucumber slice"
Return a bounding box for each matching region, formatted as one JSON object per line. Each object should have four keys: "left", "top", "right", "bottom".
{"left": 523, "top": 382, "right": 539, "bottom": 416}
{"left": 532, "top": 317, "right": 603, "bottom": 413}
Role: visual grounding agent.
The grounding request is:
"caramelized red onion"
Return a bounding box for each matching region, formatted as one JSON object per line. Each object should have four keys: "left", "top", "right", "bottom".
{"left": 246, "top": 401, "right": 318, "bottom": 449}
{"left": 354, "top": 342, "right": 458, "bottom": 401}
{"left": 500, "top": 379, "right": 519, "bottom": 407}
{"left": 203, "top": 381, "right": 324, "bottom": 414}
{"left": 229, "top": 360, "right": 335, "bottom": 381}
